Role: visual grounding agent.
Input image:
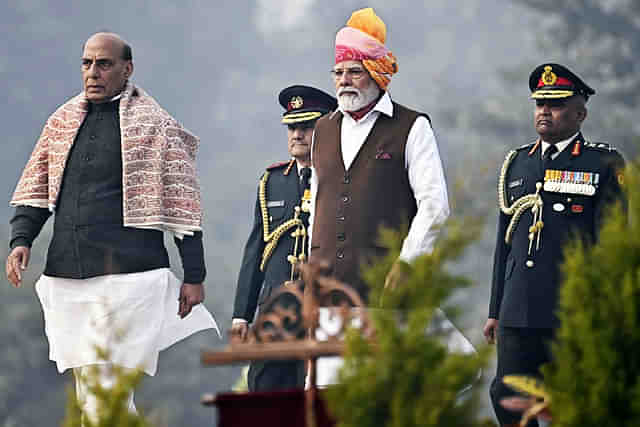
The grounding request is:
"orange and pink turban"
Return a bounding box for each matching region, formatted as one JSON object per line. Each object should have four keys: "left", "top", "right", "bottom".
{"left": 335, "top": 8, "right": 398, "bottom": 91}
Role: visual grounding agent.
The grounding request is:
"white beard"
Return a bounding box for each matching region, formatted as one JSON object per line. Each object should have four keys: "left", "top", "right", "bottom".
{"left": 337, "top": 83, "right": 381, "bottom": 112}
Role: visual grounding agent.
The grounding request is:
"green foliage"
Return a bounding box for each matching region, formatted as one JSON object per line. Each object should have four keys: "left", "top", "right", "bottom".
{"left": 61, "top": 349, "right": 149, "bottom": 427}
{"left": 326, "top": 219, "right": 495, "bottom": 427}
{"left": 231, "top": 365, "right": 249, "bottom": 392}
{"left": 542, "top": 161, "right": 640, "bottom": 426}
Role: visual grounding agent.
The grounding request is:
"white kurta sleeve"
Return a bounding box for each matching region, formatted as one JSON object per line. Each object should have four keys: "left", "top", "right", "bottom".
{"left": 399, "top": 116, "right": 450, "bottom": 262}
{"left": 308, "top": 131, "right": 318, "bottom": 252}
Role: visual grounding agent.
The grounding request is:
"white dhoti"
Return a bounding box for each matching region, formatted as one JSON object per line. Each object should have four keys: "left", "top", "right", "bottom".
{"left": 35, "top": 268, "right": 219, "bottom": 376}
{"left": 313, "top": 308, "right": 477, "bottom": 389}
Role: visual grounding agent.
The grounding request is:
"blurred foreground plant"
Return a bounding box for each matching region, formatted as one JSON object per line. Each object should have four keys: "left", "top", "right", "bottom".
{"left": 326, "top": 219, "right": 496, "bottom": 427}
{"left": 538, "top": 160, "right": 640, "bottom": 425}
{"left": 61, "top": 348, "right": 149, "bottom": 427}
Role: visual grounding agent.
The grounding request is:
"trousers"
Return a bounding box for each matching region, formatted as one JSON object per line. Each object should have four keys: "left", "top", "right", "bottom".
{"left": 490, "top": 326, "right": 553, "bottom": 427}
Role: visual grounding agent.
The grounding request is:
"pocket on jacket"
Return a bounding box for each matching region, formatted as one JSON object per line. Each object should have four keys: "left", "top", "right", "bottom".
{"left": 267, "top": 204, "right": 287, "bottom": 222}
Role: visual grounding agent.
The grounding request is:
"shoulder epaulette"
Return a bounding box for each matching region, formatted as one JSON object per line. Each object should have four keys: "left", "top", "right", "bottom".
{"left": 516, "top": 141, "right": 537, "bottom": 151}
{"left": 266, "top": 160, "right": 291, "bottom": 171}
{"left": 583, "top": 141, "right": 616, "bottom": 152}
{"left": 515, "top": 140, "right": 538, "bottom": 151}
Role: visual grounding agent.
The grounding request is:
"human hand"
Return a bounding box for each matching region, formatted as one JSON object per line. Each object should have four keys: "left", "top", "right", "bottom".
{"left": 483, "top": 318, "right": 499, "bottom": 344}
{"left": 501, "top": 396, "right": 552, "bottom": 422}
{"left": 178, "top": 283, "right": 204, "bottom": 319}
{"left": 230, "top": 322, "right": 249, "bottom": 344}
{"left": 6, "top": 246, "right": 30, "bottom": 288}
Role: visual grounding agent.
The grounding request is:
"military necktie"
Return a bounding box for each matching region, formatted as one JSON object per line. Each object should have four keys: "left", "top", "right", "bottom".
{"left": 299, "top": 167, "right": 312, "bottom": 193}
{"left": 543, "top": 144, "right": 558, "bottom": 167}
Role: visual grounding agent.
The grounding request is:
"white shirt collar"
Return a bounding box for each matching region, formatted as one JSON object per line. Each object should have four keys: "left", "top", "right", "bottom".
{"left": 541, "top": 132, "right": 579, "bottom": 157}
{"left": 339, "top": 91, "right": 394, "bottom": 123}
{"left": 373, "top": 91, "right": 393, "bottom": 117}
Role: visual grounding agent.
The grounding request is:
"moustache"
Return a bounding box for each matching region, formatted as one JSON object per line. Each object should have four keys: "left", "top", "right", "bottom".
{"left": 338, "top": 87, "right": 361, "bottom": 97}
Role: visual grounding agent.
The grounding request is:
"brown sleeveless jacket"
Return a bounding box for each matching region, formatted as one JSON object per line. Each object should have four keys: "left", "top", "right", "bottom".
{"left": 310, "top": 102, "right": 428, "bottom": 299}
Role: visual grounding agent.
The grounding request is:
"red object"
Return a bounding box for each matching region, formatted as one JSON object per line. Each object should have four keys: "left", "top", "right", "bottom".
{"left": 571, "top": 204, "right": 584, "bottom": 213}
{"left": 537, "top": 76, "right": 574, "bottom": 88}
{"left": 267, "top": 160, "right": 291, "bottom": 170}
{"left": 335, "top": 45, "right": 367, "bottom": 63}
{"left": 346, "top": 98, "right": 378, "bottom": 121}
{"left": 528, "top": 139, "right": 541, "bottom": 156}
{"left": 213, "top": 389, "right": 336, "bottom": 427}
{"left": 571, "top": 140, "right": 581, "bottom": 156}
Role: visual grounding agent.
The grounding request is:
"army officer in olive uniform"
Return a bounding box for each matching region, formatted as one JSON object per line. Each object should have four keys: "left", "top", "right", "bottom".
{"left": 231, "top": 85, "right": 337, "bottom": 392}
{"left": 483, "top": 64, "right": 625, "bottom": 426}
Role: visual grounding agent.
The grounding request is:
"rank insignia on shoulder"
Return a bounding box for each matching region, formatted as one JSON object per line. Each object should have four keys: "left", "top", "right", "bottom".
{"left": 544, "top": 169, "right": 598, "bottom": 196}
{"left": 584, "top": 141, "right": 615, "bottom": 152}
{"left": 516, "top": 140, "right": 538, "bottom": 153}
{"left": 266, "top": 160, "right": 291, "bottom": 171}
{"left": 517, "top": 140, "right": 537, "bottom": 150}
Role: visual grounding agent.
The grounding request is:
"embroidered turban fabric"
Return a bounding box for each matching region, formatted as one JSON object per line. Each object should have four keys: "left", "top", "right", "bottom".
{"left": 335, "top": 8, "right": 398, "bottom": 90}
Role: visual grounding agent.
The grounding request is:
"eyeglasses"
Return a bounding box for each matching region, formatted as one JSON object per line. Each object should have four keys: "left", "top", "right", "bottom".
{"left": 330, "top": 67, "right": 367, "bottom": 81}
{"left": 81, "top": 58, "right": 117, "bottom": 71}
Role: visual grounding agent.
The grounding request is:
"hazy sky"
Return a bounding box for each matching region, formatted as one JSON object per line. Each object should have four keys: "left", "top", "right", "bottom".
{"left": 1, "top": 0, "right": 538, "bottom": 260}
{"left": 1, "top": 1, "right": 548, "bottom": 423}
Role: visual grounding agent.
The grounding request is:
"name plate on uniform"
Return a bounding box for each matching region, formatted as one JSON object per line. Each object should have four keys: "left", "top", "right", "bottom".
{"left": 266, "top": 200, "right": 285, "bottom": 207}
{"left": 544, "top": 169, "right": 598, "bottom": 196}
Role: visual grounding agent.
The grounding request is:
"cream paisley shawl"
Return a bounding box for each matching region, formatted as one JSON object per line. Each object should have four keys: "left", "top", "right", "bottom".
{"left": 10, "top": 82, "right": 202, "bottom": 237}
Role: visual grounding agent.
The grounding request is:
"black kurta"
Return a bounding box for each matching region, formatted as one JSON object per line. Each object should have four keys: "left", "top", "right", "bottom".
{"left": 10, "top": 99, "right": 205, "bottom": 283}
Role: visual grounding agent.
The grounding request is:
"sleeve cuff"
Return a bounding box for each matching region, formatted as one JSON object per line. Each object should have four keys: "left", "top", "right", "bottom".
{"left": 10, "top": 237, "right": 31, "bottom": 250}
{"left": 183, "top": 271, "right": 206, "bottom": 284}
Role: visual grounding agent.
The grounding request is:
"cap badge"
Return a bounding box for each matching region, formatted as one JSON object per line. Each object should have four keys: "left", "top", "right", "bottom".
{"left": 542, "top": 65, "right": 558, "bottom": 86}
{"left": 290, "top": 96, "right": 304, "bottom": 109}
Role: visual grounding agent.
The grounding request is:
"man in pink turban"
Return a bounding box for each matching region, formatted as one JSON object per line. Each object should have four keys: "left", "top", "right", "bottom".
{"left": 309, "top": 8, "right": 450, "bottom": 299}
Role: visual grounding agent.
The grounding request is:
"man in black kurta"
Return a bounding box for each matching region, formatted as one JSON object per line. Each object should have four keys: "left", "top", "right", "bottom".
{"left": 5, "top": 32, "right": 216, "bottom": 422}
{"left": 10, "top": 98, "right": 206, "bottom": 283}
{"left": 231, "top": 85, "right": 336, "bottom": 391}
{"left": 484, "top": 63, "right": 625, "bottom": 426}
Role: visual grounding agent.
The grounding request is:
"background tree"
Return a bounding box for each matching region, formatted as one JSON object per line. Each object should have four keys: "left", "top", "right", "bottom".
{"left": 2, "top": 1, "right": 639, "bottom": 425}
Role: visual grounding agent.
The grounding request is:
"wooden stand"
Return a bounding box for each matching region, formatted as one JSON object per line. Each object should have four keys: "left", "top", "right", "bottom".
{"left": 201, "top": 262, "right": 367, "bottom": 427}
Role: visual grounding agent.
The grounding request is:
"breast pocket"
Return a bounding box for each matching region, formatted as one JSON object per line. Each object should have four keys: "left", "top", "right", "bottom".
{"left": 267, "top": 202, "right": 287, "bottom": 223}
{"left": 506, "top": 178, "right": 526, "bottom": 204}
